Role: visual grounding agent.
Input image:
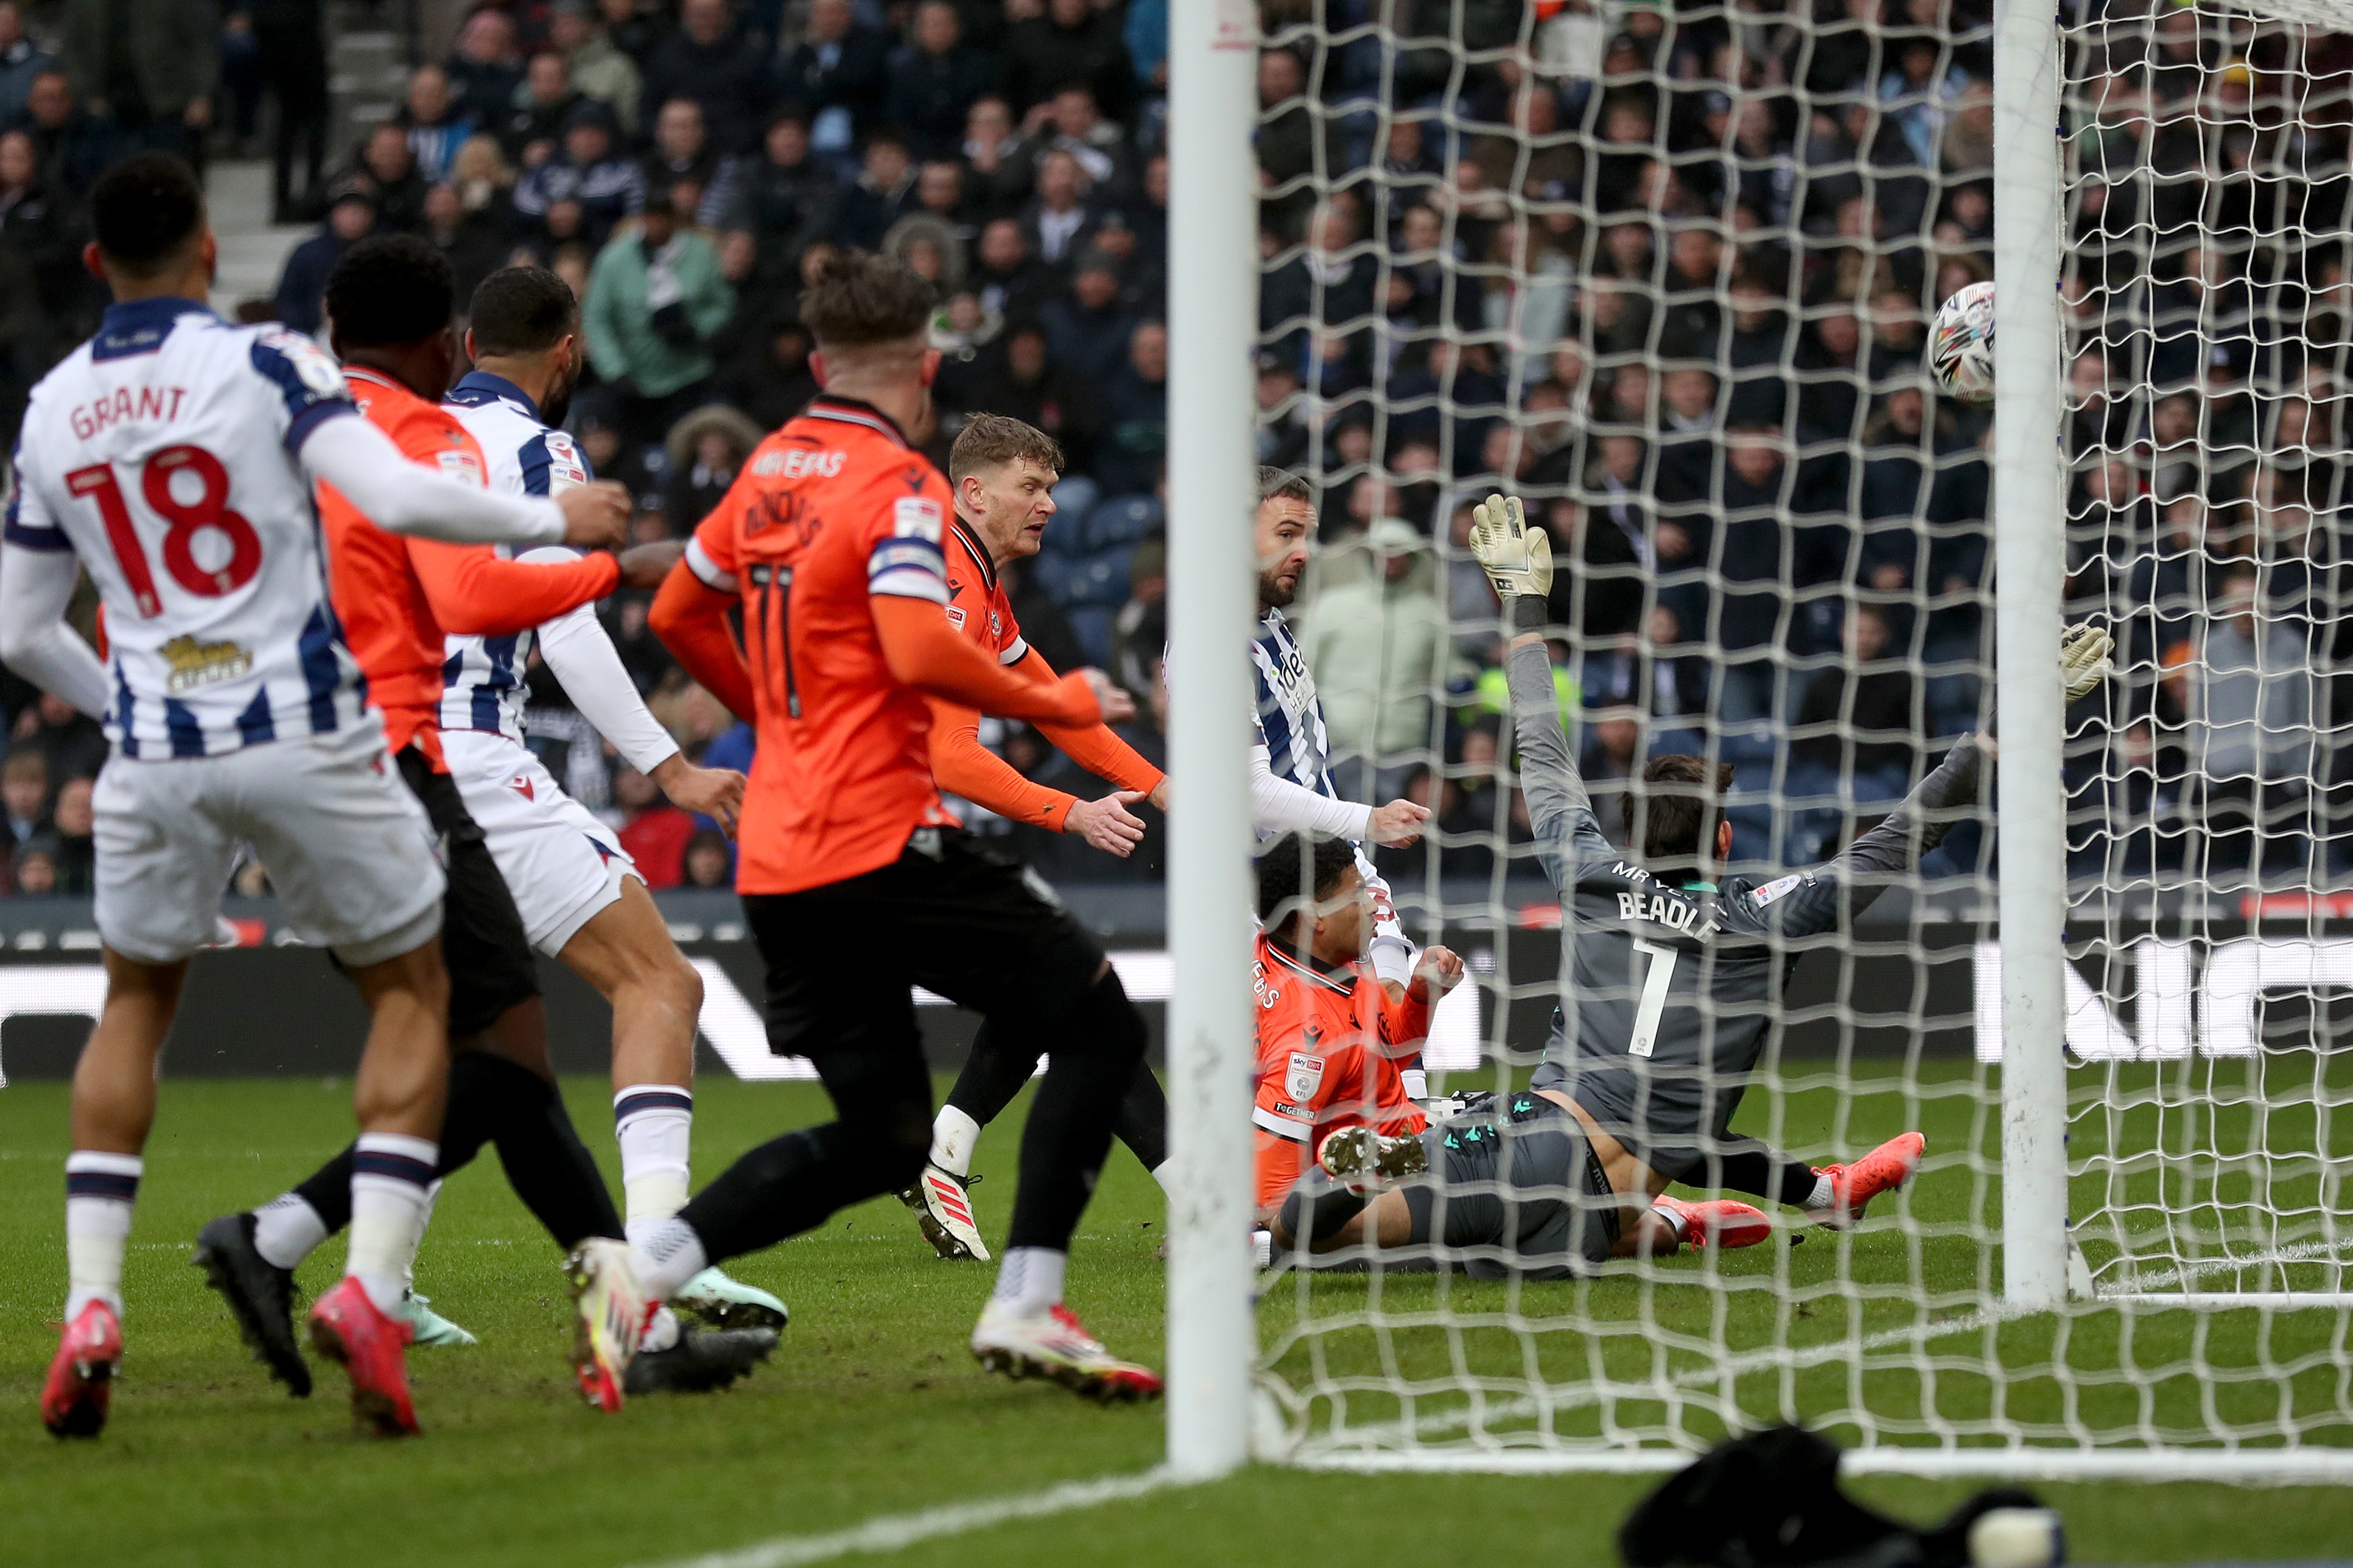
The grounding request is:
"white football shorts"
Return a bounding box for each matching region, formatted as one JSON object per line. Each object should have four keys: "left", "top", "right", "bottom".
{"left": 92, "top": 710, "right": 445, "bottom": 966}
{"left": 441, "top": 728, "right": 639, "bottom": 957}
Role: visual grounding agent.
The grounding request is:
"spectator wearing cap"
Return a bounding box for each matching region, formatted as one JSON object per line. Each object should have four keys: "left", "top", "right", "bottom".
{"left": 1002, "top": 0, "right": 1135, "bottom": 125}
{"left": 58, "top": 0, "right": 216, "bottom": 167}
{"left": 0, "top": 2, "right": 56, "bottom": 130}
{"left": 444, "top": 8, "right": 524, "bottom": 122}
{"left": 584, "top": 177, "right": 734, "bottom": 449}
{"left": 886, "top": 1, "right": 994, "bottom": 163}
{"left": 516, "top": 99, "right": 645, "bottom": 245}
{"left": 640, "top": 0, "right": 770, "bottom": 156}
{"left": 353, "top": 121, "right": 429, "bottom": 233}
{"left": 775, "top": 0, "right": 890, "bottom": 166}
{"left": 1038, "top": 250, "right": 1135, "bottom": 388}
{"left": 641, "top": 97, "right": 738, "bottom": 231}
{"left": 551, "top": 0, "right": 641, "bottom": 140}
{"left": 1296, "top": 519, "right": 1462, "bottom": 807}
{"left": 273, "top": 177, "right": 375, "bottom": 334}
{"left": 496, "top": 52, "right": 580, "bottom": 169}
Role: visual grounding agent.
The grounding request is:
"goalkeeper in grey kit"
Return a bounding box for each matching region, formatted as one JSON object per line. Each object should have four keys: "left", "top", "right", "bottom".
{"left": 1274, "top": 494, "right": 2114, "bottom": 1275}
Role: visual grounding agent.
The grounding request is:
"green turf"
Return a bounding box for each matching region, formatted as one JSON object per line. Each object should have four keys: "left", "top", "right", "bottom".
{"left": 0, "top": 1071, "right": 2347, "bottom": 1568}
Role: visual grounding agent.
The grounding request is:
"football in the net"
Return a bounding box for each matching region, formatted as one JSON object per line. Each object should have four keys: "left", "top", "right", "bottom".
{"left": 1928, "top": 279, "right": 1997, "bottom": 404}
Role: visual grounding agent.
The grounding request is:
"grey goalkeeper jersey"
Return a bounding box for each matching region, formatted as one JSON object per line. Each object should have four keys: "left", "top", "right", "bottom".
{"left": 1500, "top": 641, "right": 1984, "bottom": 1171}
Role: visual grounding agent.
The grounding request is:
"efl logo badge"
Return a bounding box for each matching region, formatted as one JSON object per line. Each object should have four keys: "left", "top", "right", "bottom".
{"left": 1286, "top": 1052, "right": 1325, "bottom": 1103}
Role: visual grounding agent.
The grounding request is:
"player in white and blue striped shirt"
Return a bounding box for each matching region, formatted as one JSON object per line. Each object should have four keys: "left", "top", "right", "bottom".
{"left": 1248, "top": 467, "right": 1436, "bottom": 1093}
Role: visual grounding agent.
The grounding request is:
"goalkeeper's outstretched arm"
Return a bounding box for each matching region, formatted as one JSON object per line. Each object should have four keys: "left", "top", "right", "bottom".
{"left": 1759, "top": 621, "right": 2109, "bottom": 939}
{"left": 1475, "top": 495, "right": 1616, "bottom": 885}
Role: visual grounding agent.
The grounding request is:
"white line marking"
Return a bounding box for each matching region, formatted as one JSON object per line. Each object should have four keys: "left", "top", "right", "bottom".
{"left": 1303, "top": 1241, "right": 2353, "bottom": 1453}
{"left": 634, "top": 1467, "right": 1188, "bottom": 1568}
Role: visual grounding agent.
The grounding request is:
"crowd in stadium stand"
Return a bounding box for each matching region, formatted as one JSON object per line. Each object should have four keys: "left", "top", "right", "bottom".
{"left": 1, "top": 0, "right": 2347, "bottom": 898}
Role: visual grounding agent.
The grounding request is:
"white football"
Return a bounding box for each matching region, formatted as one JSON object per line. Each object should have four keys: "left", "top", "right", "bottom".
{"left": 1929, "top": 278, "right": 1997, "bottom": 404}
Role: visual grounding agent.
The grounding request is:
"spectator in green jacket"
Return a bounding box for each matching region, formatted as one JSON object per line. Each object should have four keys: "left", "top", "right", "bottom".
{"left": 1297, "top": 518, "right": 1468, "bottom": 806}
{"left": 583, "top": 177, "right": 734, "bottom": 447}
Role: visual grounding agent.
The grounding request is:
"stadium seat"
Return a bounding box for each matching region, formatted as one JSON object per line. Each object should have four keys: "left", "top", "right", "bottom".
{"left": 1064, "top": 605, "right": 1115, "bottom": 669}
{"left": 1063, "top": 548, "right": 1137, "bottom": 611}
{"left": 1082, "top": 495, "right": 1163, "bottom": 554}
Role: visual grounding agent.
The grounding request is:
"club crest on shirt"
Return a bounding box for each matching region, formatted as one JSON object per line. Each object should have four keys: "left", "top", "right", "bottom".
{"left": 1286, "top": 1052, "right": 1325, "bottom": 1102}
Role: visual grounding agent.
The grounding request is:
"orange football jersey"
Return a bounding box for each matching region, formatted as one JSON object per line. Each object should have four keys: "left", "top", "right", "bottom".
{"left": 1252, "top": 934, "right": 1431, "bottom": 1208}
{"left": 685, "top": 395, "right": 961, "bottom": 895}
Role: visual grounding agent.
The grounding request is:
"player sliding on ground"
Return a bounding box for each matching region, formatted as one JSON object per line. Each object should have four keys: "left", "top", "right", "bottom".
{"left": 198, "top": 266, "right": 782, "bottom": 1393}
{"left": 5, "top": 156, "right": 629, "bottom": 1437}
{"left": 1274, "top": 494, "right": 2113, "bottom": 1272}
{"left": 572, "top": 250, "right": 1160, "bottom": 1407}
{"left": 189, "top": 236, "right": 757, "bottom": 1427}
{"left": 1258, "top": 833, "right": 1775, "bottom": 1272}
{"left": 898, "top": 413, "right": 1174, "bottom": 1262}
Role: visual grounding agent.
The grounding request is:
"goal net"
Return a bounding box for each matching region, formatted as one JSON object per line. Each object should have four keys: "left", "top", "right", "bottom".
{"left": 1232, "top": 0, "right": 2353, "bottom": 1476}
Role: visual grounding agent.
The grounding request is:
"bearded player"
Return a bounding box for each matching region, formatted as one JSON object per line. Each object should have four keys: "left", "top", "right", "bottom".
{"left": 1274, "top": 496, "right": 2111, "bottom": 1274}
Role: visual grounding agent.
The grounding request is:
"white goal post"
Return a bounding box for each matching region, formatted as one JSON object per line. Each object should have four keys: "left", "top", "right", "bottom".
{"left": 1165, "top": 0, "right": 2353, "bottom": 1481}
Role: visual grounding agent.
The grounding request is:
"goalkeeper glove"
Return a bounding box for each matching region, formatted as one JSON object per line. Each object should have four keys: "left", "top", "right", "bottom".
{"left": 2060, "top": 620, "right": 2113, "bottom": 703}
{"left": 1468, "top": 493, "right": 1554, "bottom": 634}
{"left": 1467, "top": 493, "right": 1552, "bottom": 598}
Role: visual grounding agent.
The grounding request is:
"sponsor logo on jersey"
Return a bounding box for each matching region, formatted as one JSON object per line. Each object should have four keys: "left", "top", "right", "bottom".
{"left": 436, "top": 448, "right": 483, "bottom": 484}
{"left": 945, "top": 606, "right": 967, "bottom": 628}
{"left": 160, "top": 634, "right": 253, "bottom": 693}
{"left": 893, "top": 495, "right": 943, "bottom": 543}
{"left": 1752, "top": 873, "right": 1806, "bottom": 908}
{"left": 1286, "top": 1052, "right": 1325, "bottom": 1102}
{"left": 752, "top": 447, "right": 846, "bottom": 480}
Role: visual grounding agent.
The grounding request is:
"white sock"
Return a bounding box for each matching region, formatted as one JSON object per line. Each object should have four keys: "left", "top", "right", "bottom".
{"left": 348, "top": 1133, "right": 438, "bottom": 1313}
{"left": 1149, "top": 1161, "right": 1176, "bottom": 1198}
{"left": 613, "top": 1085, "right": 693, "bottom": 1247}
{"left": 629, "top": 1216, "right": 709, "bottom": 1301}
{"left": 1805, "top": 1173, "right": 1835, "bottom": 1209}
{"left": 64, "top": 1151, "right": 142, "bottom": 1320}
{"left": 989, "top": 1246, "right": 1067, "bottom": 1317}
{"left": 252, "top": 1191, "right": 329, "bottom": 1270}
{"left": 642, "top": 1304, "right": 682, "bottom": 1353}
{"left": 401, "top": 1180, "right": 441, "bottom": 1290}
{"left": 930, "top": 1104, "right": 982, "bottom": 1178}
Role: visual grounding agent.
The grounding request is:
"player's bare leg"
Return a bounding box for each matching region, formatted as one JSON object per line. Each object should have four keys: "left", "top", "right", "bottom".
{"left": 558, "top": 879, "right": 788, "bottom": 1337}
{"left": 44, "top": 949, "right": 185, "bottom": 1438}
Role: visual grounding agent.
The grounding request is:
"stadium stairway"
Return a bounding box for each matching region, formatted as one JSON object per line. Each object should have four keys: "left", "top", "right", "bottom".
{"left": 208, "top": 0, "right": 415, "bottom": 317}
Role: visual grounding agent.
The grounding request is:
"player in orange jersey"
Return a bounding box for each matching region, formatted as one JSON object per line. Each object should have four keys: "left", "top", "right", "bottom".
{"left": 1247, "top": 832, "right": 1459, "bottom": 1215}
{"left": 572, "top": 251, "right": 1159, "bottom": 1407}
{"left": 195, "top": 237, "right": 768, "bottom": 1416}
{"left": 896, "top": 413, "right": 1176, "bottom": 1262}
{"left": 1258, "top": 831, "right": 1776, "bottom": 1275}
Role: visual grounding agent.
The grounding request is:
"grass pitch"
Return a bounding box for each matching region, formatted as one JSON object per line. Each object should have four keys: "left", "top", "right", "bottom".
{"left": 4, "top": 1068, "right": 2352, "bottom": 1568}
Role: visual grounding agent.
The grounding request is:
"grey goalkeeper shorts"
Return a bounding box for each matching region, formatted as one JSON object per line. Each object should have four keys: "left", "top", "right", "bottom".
{"left": 1401, "top": 1091, "right": 1621, "bottom": 1279}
